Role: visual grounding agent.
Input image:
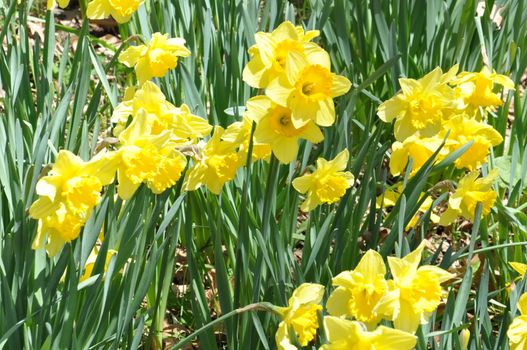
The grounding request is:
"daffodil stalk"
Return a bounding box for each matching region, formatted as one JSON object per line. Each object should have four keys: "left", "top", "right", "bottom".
{"left": 172, "top": 302, "right": 278, "bottom": 349}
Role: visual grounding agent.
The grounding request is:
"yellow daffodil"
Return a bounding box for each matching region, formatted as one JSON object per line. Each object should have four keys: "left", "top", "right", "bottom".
{"left": 377, "top": 186, "right": 440, "bottom": 229}
{"left": 320, "top": 316, "right": 417, "bottom": 350}
{"left": 441, "top": 115, "right": 502, "bottom": 171}
{"left": 453, "top": 66, "right": 514, "bottom": 117}
{"left": 439, "top": 169, "right": 498, "bottom": 226}
{"left": 326, "top": 250, "right": 387, "bottom": 328}
{"left": 244, "top": 95, "right": 324, "bottom": 163}
{"left": 117, "top": 110, "right": 187, "bottom": 199}
{"left": 29, "top": 150, "right": 118, "bottom": 256}
{"left": 87, "top": 0, "right": 144, "bottom": 24}
{"left": 265, "top": 50, "right": 351, "bottom": 128}
{"left": 292, "top": 149, "right": 354, "bottom": 212}
{"left": 222, "top": 115, "right": 272, "bottom": 162}
{"left": 184, "top": 127, "right": 244, "bottom": 194}
{"left": 47, "top": 0, "right": 69, "bottom": 9}
{"left": 389, "top": 134, "right": 450, "bottom": 176}
{"left": 112, "top": 82, "right": 211, "bottom": 143}
{"left": 275, "top": 283, "right": 324, "bottom": 350}
{"left": 375, "top": 241, "right": 455, "bottom": 333}
{"left": 510, "top": 262, "right": 527, "bottom": 277}
{"left": 243, "top": 21, "right": 321, "bottom": 89}
{"left": 508, "top": 293, "right": 527, "bottom": 349}
{"left": 119, "top": 33, "right": 191, "bottom": 84}
{"left": 377, "top": 66, "right": 459, "bottom": 141}
{"left": 80, "top": 248, "right": 117, "bottom": 282}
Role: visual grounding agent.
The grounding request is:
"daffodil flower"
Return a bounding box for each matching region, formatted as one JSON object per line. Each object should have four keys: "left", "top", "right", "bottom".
{"left": 118, "top": 33, "right": 191, "bottom": 83}
{"left": 508, "top": 293, "right": 527, "bottom": 349}
{"left": 243, "top": 21, "right": 321, "bottom": 89}
{"left": 275, "top": 283, "right": 324, "bottom": 350}
{"left": 439, "top": 169, "right": 498, "bottom": 226}
{"left": 222, "top": 115, "right": 272, "bottom": 162}
{"left": 375, "top": 241, "right": 455, "bottom": 333}
{"left": 244, "top": 95, "right": 324, "bottom": 163}
{"left": 80, "top": 248, "right": 117, "bottom": 282}
{"left": 326, "top": 250, "right": 388, "bottom": 328}
{"left": 292, "top": 149, "right": 354, "bottom": 212}
{"left": 87, "top": 0, "right": 144, "bottom": 24}
{"left": 47, "top": 0, "right": 69, "bottom": 10}
{"left": 320, "top": 316, "right": 417, "bottom": 350}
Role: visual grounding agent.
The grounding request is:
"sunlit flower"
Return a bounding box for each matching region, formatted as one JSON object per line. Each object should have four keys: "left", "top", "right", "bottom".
{"left": 377, "top": 66, "right": 459, "bottom": 141}
{"left": 320, "top": 316, "right": 417, "bottom": 350}
{"left": 117, "top": 110, "right": 187, "bottom": 199}
{"left": 47, "top": 0, "right": 69, "bottom": 9}
{"left": 184, "top": 127, "right": 244, "bottom": 194}
{"left": 439, "top": 169, "right": 498, "bottom": 226}
{"left": 275, "top": 283, "right": 324, "bottom": 350}
{"left": 375, "top": 241, "right": 455, "bottom": 333}
{"left": 389, "top": 134, "right": 451, "bottom": 176}
{"left": 80, "top": 248, "right": 117, "bottom": 282}
{"left": 508, "top": 293, "right": 527, "bottom": 349}
{"left": 265, "top": 50, "right": 351, "bottom": 128}
{"left": 29, "top": 150, "right": 118, "bottom": 256}
{"left": 87, "top": 0, "right": 144, "bottom": 24}
{"left": 510, "top": 262, "right": 527, "bottom": 277}
{"left": 243, "top": 21, "right": 321, "bottom": 89}
{"left": 119, "top": 33, "right": 191, "bottom": 84}
{"left": 222, "top": 114, "right": 272, "bottom": 162}
{"left": 453, "top": 66, "right": 514, "bottom": 117}
{"left": 292, "top": 149, "right": 354, "bottom": 212}
{"left": 112, "top": 82, "right": 211, "bottom": 143}
{"left": 326, "top": 250, "right": 387, "bottom": 328}
{"left": 244, "top": 95, "right": 324, "bottom": 163}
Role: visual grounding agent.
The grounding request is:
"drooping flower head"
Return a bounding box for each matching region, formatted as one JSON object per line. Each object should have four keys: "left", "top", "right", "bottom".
{"left": 275, "top": 283, "right": 324, "bottom": 350}
{"left": 29, "top": 150, "right": 118, "bottom": 256}
{"left": 243, "top": 21, "right": 321, "bottom": 89}
{"left": 320, "top": 316, "right": 417, "bottom": 350}
{"left": 292, "top": 149, "right": 354, "bottom": 212}
{"left": 508, "top": 293, "right": 527, "bottom": 350}
{"left": 266, "top": 50, "right": 351, "bottom": 128}
{"left": 244, "top": 95, "right": 324, "bottom": 163}
{"left": 326, "top": 250, "right": 388, "bottom": 328}
{"left": 439, "top": 169, "right": 498, "bottom": 226}
{"left": 117, "top": 110, "right": 187, "bottom": 200}
{"left": 184, "top": 127, "right": 244, "bottom": 195}
{"left": 377, "top": 65, "right": 459, "bottom": 141}
{"left": 119, "top": 33, "right": 191, "bottom": 84}
{"left": 376, "top": 241, "right": 455, "bottom": 333}
{"left": 87, "top": 0, "right": 144, "bottom": 24}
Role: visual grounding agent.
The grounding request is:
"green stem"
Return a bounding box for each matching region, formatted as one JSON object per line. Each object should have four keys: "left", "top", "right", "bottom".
{"left": 171, "top": 302, "right": 276, "bottom": 350}
{"left": 457, "top": 242, "right": 527, "bottom": 259}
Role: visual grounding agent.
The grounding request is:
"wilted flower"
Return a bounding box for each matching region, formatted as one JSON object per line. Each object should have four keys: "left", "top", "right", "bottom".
{"left": 119, "top": 33, "right": 191, "bottom": 84}
{"left": 244, "top": 95, "right": 324, "bottom": 163}
{"left": 87, "top": 0, "right": 144, "bottom": 24}
{"left": 292, "top": 149, "right": 354, "bottom": 212}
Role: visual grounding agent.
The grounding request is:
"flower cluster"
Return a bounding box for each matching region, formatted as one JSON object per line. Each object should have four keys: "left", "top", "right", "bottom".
{"left": 377, "top": 65, "right": 513, "bottom": 226}
{"left": 275, "top": 242, "right": 454, "bottom": 349}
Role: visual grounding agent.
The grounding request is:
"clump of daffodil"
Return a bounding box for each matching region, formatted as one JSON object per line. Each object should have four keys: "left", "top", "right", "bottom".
{"left": 112, "top": 82, "right": 211, "bottom": 143}
{"left": 80, "top": 247, "right": 118, "bottom": 282}
{"left": 292, "top": 149, "right": 354, "bottom": 212}
{"left": 244, "top": 95, "right": 324, "bottom": 163}
{"left": 375, "top": 241, "right": 455, "bottom": 333}
{"left": 184, "top": 126, "right": 244, "bottom": 194}
{"left": 29, "top": 150, "right": 118, "bottom": 256}
{"left": 274, "top": 283, "right": 324, "bottom": 350}
{"left": 377, "top": 186, "right": 440, "bottom": 229}
{"left": 47, "top": 0, "right": 69, "bottom": 9}
{"left": 377, "top": 65, "right": 459, "bottom": 141}
{"left": 116, "top": 110, "right": 187, "bottom": 200}
{"left": 508, "top": 293, "right": 527, "bottom": 349}
{"left": 265, "top": 50, "right": 351, "bottom": 128}
{"left": 439, "top": 169, "right": 498, "bottom": 226}
{"left": 441, "top": 115, "right": 503, "bottom": 171}
{"left": 243, "top": 21, "right": 321, "bottom": 89}
{"left": 222, "top": 115, "right": 272, "bottom": 162}
{"left": 452, "top": 66, "right": 514, "bottom": 118}
{"left": 87, "top": 0, "right": 144, "bottom": 24}
{"left": 320, "top": 316, "right": 417, "bottom": 350}
{"left": 119, "top": 33, "right": 191, "bottom": 84}
{"left": 326, "top": 250, "right": 388, "bottom": 328}
{"left": 389, "top": 134, "right": 451, "bottom": 176}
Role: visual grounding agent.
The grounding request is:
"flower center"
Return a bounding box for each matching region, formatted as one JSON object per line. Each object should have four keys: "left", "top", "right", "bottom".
{"left": 296, "top": 65, "right": 332, "bottom": 99}
{"left": 61, "top": 175, "right": 102, "bottom": 216}
{"left": 315, "top": 174, "right": 349, "bottom": 204}
{"left": 274, "top": 40, "right": 304, "bottom": 69}
{"left": 287, "top": 304, "right": 321, "bottom": 346}
{"left": 207, "top": 153, "right": 240, "bottom": 182}
{"left": 268, "top": 106, "right": 307, "bottom": 137}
